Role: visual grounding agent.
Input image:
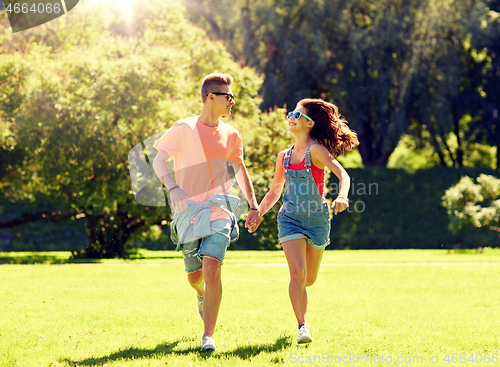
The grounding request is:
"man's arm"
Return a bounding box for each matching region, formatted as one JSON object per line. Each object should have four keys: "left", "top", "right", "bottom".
{"left": 230, "top": 161, "right": 261, "bottom": 229}
{"left": 152, "top": 150, "right": 190, "bottom": 212}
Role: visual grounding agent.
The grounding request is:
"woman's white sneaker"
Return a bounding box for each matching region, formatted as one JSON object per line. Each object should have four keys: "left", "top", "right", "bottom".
{"left": 297, "top": 323, "right": 313, "bottom": 344}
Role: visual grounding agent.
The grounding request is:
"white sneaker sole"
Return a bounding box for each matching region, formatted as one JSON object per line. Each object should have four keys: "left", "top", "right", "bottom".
{"left": 298, "top": 335, "right": 313, "bottom": 344}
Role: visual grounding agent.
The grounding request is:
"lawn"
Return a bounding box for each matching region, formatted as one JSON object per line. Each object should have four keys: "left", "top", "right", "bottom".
{"left": 1, "top": 249, "right": 500, "bottom": 366}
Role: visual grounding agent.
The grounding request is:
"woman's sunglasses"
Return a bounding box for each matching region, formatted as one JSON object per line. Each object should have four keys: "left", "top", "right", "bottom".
{"left": 287, "top": 111, "right": 313, "bottom": 121}
{"left": 209, "top": 92, "right": 235, "bottom": 102}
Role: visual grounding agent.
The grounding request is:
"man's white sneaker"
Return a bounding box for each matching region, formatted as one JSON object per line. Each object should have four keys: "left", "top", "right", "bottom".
{"left": 202, "top": 335, "right": 216, "bottom": 351}
{"left": 197, "top": 294, "right": 204, "bottom": 321}
{"left": 297, "top": 323, "right": 313, "bottom": 344}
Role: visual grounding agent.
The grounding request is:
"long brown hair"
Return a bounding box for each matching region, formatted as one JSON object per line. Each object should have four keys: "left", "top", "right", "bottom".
{"left": 298, "top": 98, "right": 359, "bottom": 156}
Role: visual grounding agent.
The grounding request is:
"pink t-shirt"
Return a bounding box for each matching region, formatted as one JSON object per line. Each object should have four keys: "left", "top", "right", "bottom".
{"left": 153, "top": 116, "right": 244, "bottom": 221}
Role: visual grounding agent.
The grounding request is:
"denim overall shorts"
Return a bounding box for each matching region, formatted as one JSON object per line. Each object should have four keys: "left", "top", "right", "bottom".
{"left": 278, "top": 141, "right": 331, "bottom": 249}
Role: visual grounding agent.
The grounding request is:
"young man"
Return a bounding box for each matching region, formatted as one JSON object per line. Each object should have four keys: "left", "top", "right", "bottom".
{"left": 152, "top": 73, "right": 261, "bottom": 351}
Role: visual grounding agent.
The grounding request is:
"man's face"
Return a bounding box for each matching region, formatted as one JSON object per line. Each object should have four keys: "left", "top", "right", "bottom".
{"left": 209, "top": 85, "right": 236, "bottom": 117}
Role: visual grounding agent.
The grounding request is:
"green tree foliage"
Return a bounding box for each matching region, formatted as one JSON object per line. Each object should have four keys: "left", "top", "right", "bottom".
{"left": 181, "top": 0, "right": 499, "bottom": 167}
{"left": 406, "top": 2, "right": 499, "bottom": 170}
{"left": 236, "top": 108, "right": 292, "bottom": 249}
{"left": 388, "top": 126, "right": 497, "bottom": 171}
{"left": 0, "top": 1, "right": 264, "bottom": 257}
{"left": 442, "top": 174, "right": 500, "bottom": 236}
{"left": 464, "top": 3, "right": 500, "bottom": 170}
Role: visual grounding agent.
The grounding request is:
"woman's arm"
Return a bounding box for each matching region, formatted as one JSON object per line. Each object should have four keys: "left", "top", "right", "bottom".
{"left": 246, "top": 151, "right": 286, "bottom": 233}
{"left": 258, "top": 151, "right": 286, "bottom": 216}
{"left": 311, "top": 144, "right": 350, "bottom": 215}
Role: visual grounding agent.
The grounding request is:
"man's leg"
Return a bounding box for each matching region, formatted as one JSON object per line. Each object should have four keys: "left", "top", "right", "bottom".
{"left": 182, "top": 239, "right": 205, "bottom": 320}
{"left": 188, "top": 269, "right": 204, "bottom": 296}
{"left": 197, "top": 228, "right": 230, "bottom": 343}
{"left": 201, "top": 255, "right": 222, "bottom": 337}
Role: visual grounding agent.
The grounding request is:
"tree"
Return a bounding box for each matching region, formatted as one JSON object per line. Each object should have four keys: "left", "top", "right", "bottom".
{"left": 404, "top": 1, "right": 498, "bottom": 169}
{"left": 0, "top": 1, "right": 263, "bottom": 257}
{"left": 181, "top": 0, "right": 495, "bottom": 166}
{"left": 442, "top": 174, "right": 500, "bottom": 236}
{"left": 465, "top": 4, "right": 500, "bottom": 171}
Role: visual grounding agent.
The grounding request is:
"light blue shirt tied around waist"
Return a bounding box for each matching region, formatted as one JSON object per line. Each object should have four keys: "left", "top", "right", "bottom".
{"left": 170, "top": 194, "right": 241, "bottom": 250}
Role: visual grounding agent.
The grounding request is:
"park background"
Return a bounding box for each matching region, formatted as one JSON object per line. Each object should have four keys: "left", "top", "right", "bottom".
{"left": 1, "top": 0, "right": 500, "bottom": 258}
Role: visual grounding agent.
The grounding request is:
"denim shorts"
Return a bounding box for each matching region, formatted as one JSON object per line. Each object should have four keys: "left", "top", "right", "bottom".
{"left": 181, "top": 228, "right": 230, "bottom": 273}
{"left": 277, "top": 202, "right": 331, "bottom": 250}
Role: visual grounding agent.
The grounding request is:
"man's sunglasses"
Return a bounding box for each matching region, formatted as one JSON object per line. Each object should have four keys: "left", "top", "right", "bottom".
{"left": 287, "top": 111, "right": 313, "bottom": 121}
{"left": 208, "top": 92, "right": 235, "bottom": 102}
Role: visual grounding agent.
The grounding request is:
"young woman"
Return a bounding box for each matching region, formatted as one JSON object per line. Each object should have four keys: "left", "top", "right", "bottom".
{"left": 248, "top": 98, "right": 359, "bottom": 344}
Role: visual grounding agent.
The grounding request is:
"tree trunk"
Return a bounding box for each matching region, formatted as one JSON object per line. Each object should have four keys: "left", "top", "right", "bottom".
{"left": 0, "top": 209, "right": 76, "bottom": 228}
{"left": 78, "top": 207, "right": 145, "bottom": 259}
{"left": 427, "top": 124, "right": 448, "bottom": 167}
{"left": 357, "top": 121, "right": 393, "bottom": 166}
{"left": 452, "top": 106, "right": 464, "bottom": 167}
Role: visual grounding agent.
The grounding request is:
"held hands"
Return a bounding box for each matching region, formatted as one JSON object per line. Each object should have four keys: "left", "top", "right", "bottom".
{"left": 168, "top": 187, "right": 190, "bottom": 212}
{"left": 332, "top": 196, "right": 349, "bottom": 215}
{"left": 244, "top": 208, "right": 261, "bottom": 233}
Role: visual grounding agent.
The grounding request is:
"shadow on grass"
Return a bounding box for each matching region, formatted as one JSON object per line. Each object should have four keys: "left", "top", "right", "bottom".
{"left": 0, "top": 255, "right": 100, "bottom": 264}
{"left": 0, "top": 253, "right": 183, "bottom": 264}
{"left": 62, "top": 335, "right": 292, "bottom": 366}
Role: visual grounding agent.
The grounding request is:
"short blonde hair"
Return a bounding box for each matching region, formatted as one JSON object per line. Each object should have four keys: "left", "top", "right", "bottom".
{"left": 201, "top": 73, "right": 233, "bottom": 102}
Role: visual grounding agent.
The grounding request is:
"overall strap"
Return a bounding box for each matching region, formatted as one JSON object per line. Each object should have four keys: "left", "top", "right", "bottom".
{"left": 283, "top": 145, "right": 294, "bottom": 169}
{"left": 304, "top": 141, "right": 318, "bottom": 168}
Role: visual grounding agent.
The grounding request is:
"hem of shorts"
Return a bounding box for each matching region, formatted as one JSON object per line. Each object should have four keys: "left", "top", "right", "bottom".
{"left": 197, "top": 251, "right": 224, "bottom": 265}
{"left": 279, "top": 234, "right": 307, "bottom": 243}
{"left": 279, "top": 234, "right": 329, "bottom": 250}
{"left": 186, "top": 265, "right": 202, "bottom": 274}
{"left": 308, "top": 240, "right": 330, "bottom": 250}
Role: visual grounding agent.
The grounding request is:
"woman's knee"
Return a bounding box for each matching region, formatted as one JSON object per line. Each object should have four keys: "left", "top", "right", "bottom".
{"left": 305, "top": 274, "right": 317, "bottom": 287}
{"left": 289, "top": 265, "right": 307, "bottom": 283}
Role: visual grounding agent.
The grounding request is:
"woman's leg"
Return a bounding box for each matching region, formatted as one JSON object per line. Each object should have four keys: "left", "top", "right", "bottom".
{"left": 282, "top": 239, "right": 325, "bottom": 324}
{"left": 305, "top": 244, "right": 324, "bottom": 287}
{"left": 282, "top": 238, "right": 308, "bottom": 324}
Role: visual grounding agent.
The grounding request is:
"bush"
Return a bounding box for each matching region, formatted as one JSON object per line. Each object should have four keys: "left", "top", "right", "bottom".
{"left": 326, "top": 167, "right": 500, "bottom": 249}
{"left": 442, "top": 174, "right": 500, "bottom": 236}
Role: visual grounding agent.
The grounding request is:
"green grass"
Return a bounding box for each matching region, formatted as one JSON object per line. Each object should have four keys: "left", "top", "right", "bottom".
{"left": 2, "top": 247, "right": 500, "bottom": 265}
{"left": 1, "top": 250, "right": 500, "bottom": 366}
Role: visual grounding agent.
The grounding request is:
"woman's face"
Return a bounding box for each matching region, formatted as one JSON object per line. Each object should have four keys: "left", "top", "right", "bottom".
{"left": 287, "top": 104, "right": 313, "bottom": 132}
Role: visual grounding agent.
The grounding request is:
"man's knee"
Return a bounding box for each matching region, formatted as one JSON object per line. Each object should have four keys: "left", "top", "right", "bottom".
{"left": 202, "top": 256, "right": 222, "bottom": 284}
{"left": 188, "top": 269, "right": 203, "bottom": 285}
